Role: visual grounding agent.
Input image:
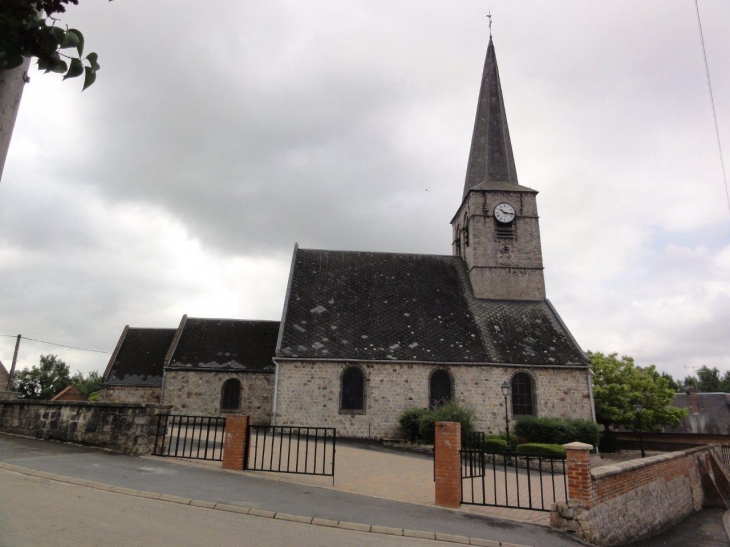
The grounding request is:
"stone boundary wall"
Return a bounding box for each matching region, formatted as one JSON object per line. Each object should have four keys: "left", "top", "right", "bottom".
{"left": 552, "top": 444, "right": 729, "bottom": 546}
{"left": 0, "top": 400, "right": 171, "bottom": 455}
{"left": 615, "top": 431, "right": 730, "bottom": 451}
{"left": 0, "top": 391, "right": 19, "bottom": 401}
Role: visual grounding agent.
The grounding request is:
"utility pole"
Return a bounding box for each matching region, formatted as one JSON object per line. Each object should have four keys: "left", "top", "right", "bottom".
{"left": 6, "top": 334, "right": 21, "bottom": 391}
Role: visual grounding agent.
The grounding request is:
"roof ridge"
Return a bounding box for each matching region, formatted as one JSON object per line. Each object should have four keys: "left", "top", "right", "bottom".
{"left": 297, "top": 247, "right": 457, "bottom": 259}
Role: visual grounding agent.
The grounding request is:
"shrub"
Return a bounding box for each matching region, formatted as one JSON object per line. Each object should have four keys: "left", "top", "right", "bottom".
{"left": 481, "top": 437, "right": 508, "bottom": 453}
{"left": 399, "top": 402, "right": 475, "bottom": 445}
{"left": 399, "top": 407, "right": 429, "bottom": 442}
{"left": 516, "top": 443, "right": 566, "bottom": 457}
{"left": 513, "top": 416, "right": 599, "bottom": 447}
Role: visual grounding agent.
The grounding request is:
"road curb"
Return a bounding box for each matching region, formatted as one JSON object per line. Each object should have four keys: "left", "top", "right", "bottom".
{"left": 0, "top": 463, "right": 534, "bottom": 547}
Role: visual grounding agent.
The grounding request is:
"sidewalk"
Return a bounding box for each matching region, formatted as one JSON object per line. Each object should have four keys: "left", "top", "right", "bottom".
{"left": 0, "top": 433, "right": 580, "bottom": 547}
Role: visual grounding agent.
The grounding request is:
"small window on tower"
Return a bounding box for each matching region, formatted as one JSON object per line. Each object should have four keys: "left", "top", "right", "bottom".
{"left": 463, "top": 214, "right": 469, "bottom": 247}
{"left": 455, "top": 224, "right": 461, "bottom": 256}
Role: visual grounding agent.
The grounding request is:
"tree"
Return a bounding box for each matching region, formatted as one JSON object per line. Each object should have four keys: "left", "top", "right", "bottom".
{"left": 71, "top": 369, "right": 102, "bottom": 400}
{"left": 695, "top": 365, "right": 722, "bottom": 393}
{"left": 659, "top": 371, "right": 681, "bottom": 393}
{"left": 0, "top": 0, "right": 101, "bottom": 179}
{"left": 15, "top": 354, "right": 71, "bottom": 399}
{"left": 589, "top": 351, "right": 687, "bottom": 433}
{"left": 1, "top": 0, "right": 100, "bottom": 87}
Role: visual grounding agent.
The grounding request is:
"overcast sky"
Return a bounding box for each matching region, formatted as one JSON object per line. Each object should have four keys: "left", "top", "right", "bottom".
{"left": 1, "top": 1, "right": 728, "bottom": 383}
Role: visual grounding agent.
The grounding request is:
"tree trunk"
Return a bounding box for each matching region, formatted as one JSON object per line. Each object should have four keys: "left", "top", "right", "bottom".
{"left": 0, "top": 58, "right": 32, "bottom": 182}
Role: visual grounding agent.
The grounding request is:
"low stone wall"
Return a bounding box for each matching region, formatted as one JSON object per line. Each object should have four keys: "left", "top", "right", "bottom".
{"left": 0, "top": 391, "right": 19, "bottom": 401}
{"left": 552, "top": 444, "right": 730, "bottom": 546}
{"left": 0, "top": 400, "right": 171, "bottom": 455}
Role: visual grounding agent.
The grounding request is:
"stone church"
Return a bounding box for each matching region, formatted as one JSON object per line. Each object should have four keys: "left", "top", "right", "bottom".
{"left": 103, "top": 38, "right": 595, "bottom": 438}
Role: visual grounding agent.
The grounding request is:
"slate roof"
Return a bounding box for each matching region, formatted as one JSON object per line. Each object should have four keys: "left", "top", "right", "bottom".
{"left": 463, "top": 37, "right": 521, "bottom": 198}
{"left": 104, "top": 327, "right": 177, "bottom": 386}
{"left": 664, "top": 392, "right": 730, "bottom": 435}
{"left": 277, "top": 248, "right": 588, "bottom": 366}
{"left": 166, "top": 317, "right": 278, "bottom": 372}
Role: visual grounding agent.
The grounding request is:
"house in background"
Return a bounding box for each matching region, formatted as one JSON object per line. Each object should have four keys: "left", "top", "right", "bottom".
{"left": 51, "top": 385, "right": 86, "bottom": 402}
{"left": 101, "top": 37, "right": 596, "bottom": 438}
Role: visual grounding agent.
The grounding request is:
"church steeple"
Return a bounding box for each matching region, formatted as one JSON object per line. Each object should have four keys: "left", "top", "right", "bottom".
{"left": 462, "top": 37, "right": 519, "bottom": 199}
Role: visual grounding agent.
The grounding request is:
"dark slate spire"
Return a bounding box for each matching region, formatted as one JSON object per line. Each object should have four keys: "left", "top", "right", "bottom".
{"left": 463, "top": 37, "right": 519, "bottom": 198}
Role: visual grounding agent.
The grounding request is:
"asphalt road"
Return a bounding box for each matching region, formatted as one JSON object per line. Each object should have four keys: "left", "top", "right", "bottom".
{"left": 0, "top": 434, "right": 581, "bottom": 547}
{"left": 0, "top": 471, "right": 444, "bottom": 547}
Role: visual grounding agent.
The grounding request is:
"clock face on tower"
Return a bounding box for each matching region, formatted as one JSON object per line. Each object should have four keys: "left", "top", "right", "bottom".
{"left": 494, "top": 203, "right": 516, "bottom": 223}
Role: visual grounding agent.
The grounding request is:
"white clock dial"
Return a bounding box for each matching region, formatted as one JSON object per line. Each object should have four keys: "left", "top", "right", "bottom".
{"left": 494, "top": 203, "right": 516, "bottom": 223}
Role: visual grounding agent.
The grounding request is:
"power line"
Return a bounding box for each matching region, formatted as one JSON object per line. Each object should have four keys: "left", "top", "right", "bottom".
{"left": 0, "top": 334, "right": 110, "bottom": 354}
{"left": 694, "top": 0, "right": 730, "bottom": 219}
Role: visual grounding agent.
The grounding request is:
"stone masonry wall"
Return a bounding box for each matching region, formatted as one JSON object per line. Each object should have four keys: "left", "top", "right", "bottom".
{"left": 552, "top": 446, "right": 725, "bottom": 546}
{"left": 274, "top": 361, "right": 592, "bottom": 438}
{"left": 454, "top": 190, "right": 546, "bottom": 300}
{"left": 162, "top": 370, "right": 274, "bottom": 424}
{"left": 0, "top": 400, "right": 171, "bottom": 455}
{"left": 104, "top": 385, "right": 161, "bottom": 404}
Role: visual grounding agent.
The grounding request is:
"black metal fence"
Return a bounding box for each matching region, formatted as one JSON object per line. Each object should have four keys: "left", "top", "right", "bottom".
{"left": 153, "top": 415, "right": 226, "bottom": 461}
{"left": 460, "top": 449, "right": 567, "bottom": 512}
{"left": 246, "top": 425, "right": 336, "bottom": 480}
{"left": 722, "top": 446, "right": 730, "bottom": 469}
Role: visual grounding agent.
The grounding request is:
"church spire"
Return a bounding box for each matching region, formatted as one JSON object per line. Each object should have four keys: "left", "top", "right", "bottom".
{"left": 462, "top": 37, "right": 519, "bottom": 199}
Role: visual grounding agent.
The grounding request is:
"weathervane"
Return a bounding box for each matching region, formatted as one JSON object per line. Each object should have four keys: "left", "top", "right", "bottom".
{"left": 487, "top": 9, "right": 492, "bottom": 37}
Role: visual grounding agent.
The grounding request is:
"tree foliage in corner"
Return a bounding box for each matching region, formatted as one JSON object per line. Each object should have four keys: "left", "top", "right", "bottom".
{"left": 589, "top": 351, "right": 687, "bottom": 433}
{"left": 71, "top": 369, "right": 103, "bottom": 400}
{"left": 15, "top": 354, "right": 71, "bottom": 399}
{"left": 0, "top": 0, "right": 100, "bottom": 90}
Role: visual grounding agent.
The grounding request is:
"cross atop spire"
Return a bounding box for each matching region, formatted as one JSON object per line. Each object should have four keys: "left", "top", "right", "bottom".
{"left": 462, "top": 37, "right": 520, "bottom": 199}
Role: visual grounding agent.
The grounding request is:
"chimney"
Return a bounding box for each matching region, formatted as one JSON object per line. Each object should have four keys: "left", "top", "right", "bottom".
{"left": 685, "top": 386, "right": 699, "bottom": 414}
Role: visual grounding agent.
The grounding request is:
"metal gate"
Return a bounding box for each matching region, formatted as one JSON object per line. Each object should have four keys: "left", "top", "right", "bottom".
{"left": 460, "top": 448, "right": 567, "bottom": 512}
{"left": 246, "top": 425, "right": 336, "bottom": 481}
{"left": 153, "top": 414, "right": 226, "bottom": 461}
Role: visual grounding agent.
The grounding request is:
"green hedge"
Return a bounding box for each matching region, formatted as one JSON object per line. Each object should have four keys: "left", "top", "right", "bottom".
{"left": 398, "top": 403, "right": 475, "bottom": 444}
{"left": 481, "top": 437, "right": 508, "bottom": 453}
{"left": 516, "top": 443, "right": 566, "bottom": 457}
{"left": 513, "top": 416, "right": 599, "bottom": 447}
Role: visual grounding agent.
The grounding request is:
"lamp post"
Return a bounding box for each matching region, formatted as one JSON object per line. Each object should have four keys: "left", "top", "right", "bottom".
{"left": 633, "top": 403, "right": 645, "bottom": 458}
{"left": 501, "top": 381, "right": 511, "bottom": 451}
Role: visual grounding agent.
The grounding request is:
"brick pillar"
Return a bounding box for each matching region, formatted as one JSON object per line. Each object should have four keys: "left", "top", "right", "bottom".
{"left": 564, "top": 441, "right": 593, "bottom": 507}
{"left": 434, "top": 421, "right": 461, "bottom": 508}
{"left": 222, "top": 415, "right": 249, "bottom": 470}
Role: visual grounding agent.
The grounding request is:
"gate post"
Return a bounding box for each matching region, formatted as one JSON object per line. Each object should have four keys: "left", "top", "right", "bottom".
{"left": 563, "top": 441, "right": 594, "bottom": 507}
{"left": 434, "top": 421, "right": 461, "bottom": 508}
{"left": 222, "top": 415, "right": 250, "bottom": 470}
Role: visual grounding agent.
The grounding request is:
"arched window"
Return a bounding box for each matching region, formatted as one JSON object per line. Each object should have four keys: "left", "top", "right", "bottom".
{"left": 429, "top": 369, "right": 453, "bottom": 409}
{"left": 220, "top": 378, "right": 241, "bottom": 412}
{"left": 341, "top": 366, "right": 365, "bottom": 412}
{"left": 511, "top": 373, "right": 534, "bottom": 416}
{"left": 455, "top": 224, "right": 461, "bottom": 256}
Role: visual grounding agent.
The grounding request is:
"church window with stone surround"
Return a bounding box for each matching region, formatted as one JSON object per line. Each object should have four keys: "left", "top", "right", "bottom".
{"left": 455, "top": 224, "right": 461, "bottom": 256}
{"left": 429, "top": 369, "right": 453, "bottom": 409}
{"left": 511, "top": 372, "right": 534, "bottom": 416}
{"left": 341, "top": 366, "right": 365, "bottom": 412}
{"left": 220, "top": 378, "right": 242, "bottom": 412}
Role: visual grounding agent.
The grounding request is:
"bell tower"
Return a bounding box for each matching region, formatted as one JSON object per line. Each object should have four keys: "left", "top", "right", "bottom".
{"left": 451, "top": 37, "right": 546, "bottom": 301}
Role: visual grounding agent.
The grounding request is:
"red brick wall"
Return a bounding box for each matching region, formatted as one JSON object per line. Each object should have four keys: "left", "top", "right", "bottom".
{"left": 593, "top": 454, "right": 691, "bottom": 504}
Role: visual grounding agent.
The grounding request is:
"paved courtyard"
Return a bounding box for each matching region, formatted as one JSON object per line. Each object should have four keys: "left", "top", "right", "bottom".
{"left": 159, "top": 440, "right": 558, "bottom": 526}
